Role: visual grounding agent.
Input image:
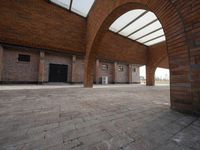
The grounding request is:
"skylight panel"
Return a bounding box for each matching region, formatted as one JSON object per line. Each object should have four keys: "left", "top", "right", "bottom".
{"left": 50, "top": 0, "right": 71, "bottom": 9}
{"left": 109, "top": 9, "right": 166, "bottom": 46}
{"left": 145, "top": 36, "right": 166, "bottom": 46}
{"left": 119, "top": 11, "right": 157, "bottom": 37}
{"left": 137, "top": 29, "right": 165, "bottom": 43}
{"left": 129, "top": 21, "right": 162, "bottom": 40}
{"left": 109, "top": 9, "right": 146, "bottom": 33}
{"left": 71, "top": 0, "right": 95, "bottom": 17}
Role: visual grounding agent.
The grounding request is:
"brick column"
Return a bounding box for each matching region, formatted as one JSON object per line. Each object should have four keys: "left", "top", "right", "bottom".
{"left": 38, "top": 51, "right": 45, "bottom": 84}
{"left": 146, "top": 65, "right": 155, "bottom": 86}
{"left": 71, "top": 55, "right": 76, "bottom": 83}
{"left": 0, "top": 45, "right": 3, "bottom": 82}
{"left": 128, "top": 64, "right": 132, "bottom": 84}
{"left": 95, "top": 59, "right": 100, "bottom": 84}
{"left": 113, "top": 62, "right": 118, "bottom": 84}
{"left": 84, "top": 53, "right": 96, "bottom": 88}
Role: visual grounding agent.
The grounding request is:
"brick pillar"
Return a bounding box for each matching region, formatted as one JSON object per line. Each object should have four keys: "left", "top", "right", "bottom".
{"left": 38, "top": 51, "right": 45, "bottom": 84}
{"left": 113, "top": 62, "right": 118, "bottom": 84}
{"left": 95, "top": 59, "right": 100, "bottom": 84}
{"left": 84, "top": 52, "right": 96, "bottom": 87}
{"left": 128, "top": 64, "right": 132, "bottom": 84}
{"left": 146, "top": 65, "right": 155, "bottom": 86}
{"left": 71, "top": 55, "right": 76, "bottom": 83}
{"left": 0, "top": 45, "right": 3, "bottom": 82}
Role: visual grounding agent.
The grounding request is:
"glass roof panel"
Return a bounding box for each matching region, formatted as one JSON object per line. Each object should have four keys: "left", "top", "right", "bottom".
{"left": 109, "top": 9, "right": 146, "bottom": 33}
{"left": 144, "top": 36, "right": 166, "bottom": 46}
{"left": 71, "top": 0, "right": 95, "bottom": 17}
{"left": 50, "top": 0, "right": 71, "bottom": 9}
{"left": 136, "top": 29, "right": 165, "bottom": 43}
{"left": 129, "top": 21, "right": 162, "bottom": 40}
{"left": 119, "top": 11, "right": 157, "bottom": 37}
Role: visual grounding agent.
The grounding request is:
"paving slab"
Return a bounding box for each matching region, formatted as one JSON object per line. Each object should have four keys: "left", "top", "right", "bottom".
{"left": 0, "top": 84, "right": 199, "bottom": 150}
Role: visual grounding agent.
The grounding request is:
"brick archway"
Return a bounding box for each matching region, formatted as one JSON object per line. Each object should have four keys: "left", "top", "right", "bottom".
{"left": 146, "top": 55, "right": 169, "bottom": 86}
{"left": 146, "top": 42, "right": 168, "bottom": 86}
{"left": 84, "top": 0, "right": 195, "bottom": 113}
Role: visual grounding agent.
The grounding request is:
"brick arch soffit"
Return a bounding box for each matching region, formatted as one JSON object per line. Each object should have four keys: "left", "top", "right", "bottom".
{"left": 85, "top": 0, "right": 189, "bottom": 73}
{"left": 152, "top": 51, "right": 169, "bottom": 71}
{"left": 152, "top": 55, "right": 169, "bottom": 80}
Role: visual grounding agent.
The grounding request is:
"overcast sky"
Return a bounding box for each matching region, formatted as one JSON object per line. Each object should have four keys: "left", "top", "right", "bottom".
{"left": 140, "top": 66, "right": 169, "bottom": 80}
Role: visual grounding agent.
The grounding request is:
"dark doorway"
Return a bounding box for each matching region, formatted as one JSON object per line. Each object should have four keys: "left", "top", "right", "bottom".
{"left": 49, "top": 64, "right": 68, "bottom": 82}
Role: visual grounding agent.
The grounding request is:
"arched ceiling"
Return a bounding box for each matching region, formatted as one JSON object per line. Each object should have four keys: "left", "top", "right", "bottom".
{"left": 109, "top": 9, "right": 166, "bottom": 46}
{"left": 50, "top": 1, "right": 165, "bottom": 46}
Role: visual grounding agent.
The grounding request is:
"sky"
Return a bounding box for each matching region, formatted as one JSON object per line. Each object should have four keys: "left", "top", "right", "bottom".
{"left": 140, "top": 66, "right": 169, "bottom": 80}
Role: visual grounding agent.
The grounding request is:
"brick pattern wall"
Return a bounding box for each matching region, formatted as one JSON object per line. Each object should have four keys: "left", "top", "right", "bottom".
{"left": 72, "top": 56, "right": 85, "bottom": 83}
{"left": 2, "top": 48, "right": 39, "bottom": 82}
{"left": 0, "top": 0, "right": 149, "bottom": 66}
{"left": 1, "top": 46, "right": 139, "bottom": 84}
{"left": 171, "top": 0, "right": 200, "bottom": 113}
{"left": 158, "top": 57, "right": 169, "bottom": 69}
{"left": 97, "top": 31, "right": 147, "bottom": 64}
{"left": 116, "top": 63, "right": 128, "bottom": 83}
{"left": 0, "top": 0, "right": 86, "bottom": 53}
{"left": 98, "top": 61, "right": 114, "bottom": 84}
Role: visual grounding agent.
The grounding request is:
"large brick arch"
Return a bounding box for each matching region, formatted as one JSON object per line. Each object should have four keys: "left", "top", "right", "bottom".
{"left": 84, "top": 0, "right": 196, "bottom": 113}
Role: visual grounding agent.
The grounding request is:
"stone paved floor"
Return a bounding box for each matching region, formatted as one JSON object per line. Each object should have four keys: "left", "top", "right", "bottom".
{"left": 0, "top": 84, "right": 199, "bottom": 150}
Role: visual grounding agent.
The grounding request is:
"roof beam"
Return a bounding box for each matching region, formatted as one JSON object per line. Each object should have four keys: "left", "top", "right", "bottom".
{"left": 144, "top": 35, "right": 165, "bottom": 44}
{"left": 127, "top": 19, "right": 158, "bottom": 37}
{"left": 69, "top": 0, "right": 73, "bottom": 10}
{"left": 116, "top": 11, "right": 148, "bottom": 34}
{"left": 135, "top": 27, "right": 163, "bottom": 41}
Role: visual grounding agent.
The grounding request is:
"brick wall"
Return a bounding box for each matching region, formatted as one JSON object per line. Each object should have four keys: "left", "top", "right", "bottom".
{"left": 146, "top": 42, "right": 168, "bottom": 85}
{"left": 98, "top": 61, "right": 114, "bottom": 84}
{"left": 0, "top": 0, "right": 86, "bottom": 53}
{"left": 2, "top": 48, "right": 39, "bottom": 82}
{"left": 97, "top": 31, "right": 147, "bottom": 64}
{"left": 116, "top": 63, "right": 129, "bottom": 83}
{"left": 0, "top": 0, "right": 147, "bottom": 66}
{"left": 147, "top": 42, "right": 168, "bottom": 69}
{"left": 72, "top": 56, "right": 85, "bottom": 83}
{"left": 1, "top": 46, "right": 140, "bottom": 84}
{"left": 158, "top": 57, "right": 169, "bottom": 69}
{"left": 174, "top": 0, "right": 200, "bottom": 113}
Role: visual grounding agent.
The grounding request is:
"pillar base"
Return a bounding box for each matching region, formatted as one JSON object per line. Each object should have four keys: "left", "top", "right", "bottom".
{"left": 84, "top": 84, "right": 93, "bottom": 88}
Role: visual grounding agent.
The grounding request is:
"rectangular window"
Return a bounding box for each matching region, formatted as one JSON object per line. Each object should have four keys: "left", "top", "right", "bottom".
{"left": 18, "top": 54, "right": 30, "bottom": 62}
{"left": 102, "top": 64, "right": 109, "bottom": 70}
{"left": 133, "top": 68, "right": 136, "bottom": 72}
{"left": 118, "top": 65, "right": 124, "bottom": 72}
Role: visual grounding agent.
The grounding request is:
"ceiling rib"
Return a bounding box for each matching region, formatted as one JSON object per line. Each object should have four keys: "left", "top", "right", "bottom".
{"left": 143, "top": 35, "right": 165, "bottom": 44}
{"left": 69, "top": 0, "right": 73, "bottom": 10}
{"left": 116, "top": 11, "right": 148, "bottom": 33}
{"left": 109, "top": 9, "right": 166, "bottom": 46}
{"left": 135, "top": 27, "right": 163, "bottom": 41}
{"left": 127, "top": 19, "right": 158, "bottom": 37}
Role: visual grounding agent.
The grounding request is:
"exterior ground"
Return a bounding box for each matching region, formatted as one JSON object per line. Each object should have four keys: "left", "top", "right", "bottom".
{"left": 0, "top": 84, "right": 199, "bottom": 150}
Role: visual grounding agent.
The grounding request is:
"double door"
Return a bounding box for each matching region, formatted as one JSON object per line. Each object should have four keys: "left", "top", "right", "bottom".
{"left": 49, "top": 64, "right": 68, "bottom": 82}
